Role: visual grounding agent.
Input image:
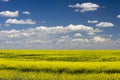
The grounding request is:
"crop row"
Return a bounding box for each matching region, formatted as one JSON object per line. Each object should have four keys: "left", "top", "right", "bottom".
{"left": 0, "top": 59, "right": 120, "bottom": 74}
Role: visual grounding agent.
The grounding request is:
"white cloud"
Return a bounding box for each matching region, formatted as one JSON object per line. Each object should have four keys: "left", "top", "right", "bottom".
{"left": 5, "top": 19, "right": 36, "bottom": 25}
{"left": 0, "top": 24, "right": 101, "bottom": 39}
{"left": 61, "top": 35, "right": 69, "bottom": 39}
{"left": 0, "top": 24, "right": 102, "bottom": 40}
{"left": 22, "top": 11, "right": 30, "bottom": 15}
{"left": 69, "top": 2, "right": 100, "bottom": 12}
{"left": 93, "top": 36, "right": 110, "bottom": 42}
{"left": 1, "top": 0, "right": 10, "bottom": 2}
{"left": 87, "top": 32, "right": 95, "bottom": 35}
{"left": 74, "top": 33, "right": 82, "bottom": 37}
{"left": 117, "top": 15, "right": 120, "bottom": 18}
{"left": 71, "top": 38, "right": 89, "bottom": 43}
{"left": 34, "top": 24, "right": 102, "bottom": 35}
{"left": 96, "top": 22, "right": 114, "bottom": 27}
{"left": 0, "top": 11, "right": 19, "bottom": 17}
{"left": 26, "top": 40, "right": 49, "bottom": 44}
{"left": 88, "top": 20, "right": 98, "bottom": 24}
{"left": 0, "top": 24, "right": 119, "bottom": 49}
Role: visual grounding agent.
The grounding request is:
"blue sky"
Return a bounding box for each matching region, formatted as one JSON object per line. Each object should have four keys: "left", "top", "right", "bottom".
{"left": 0, "top": 0, "right": 120, "bottom": 49}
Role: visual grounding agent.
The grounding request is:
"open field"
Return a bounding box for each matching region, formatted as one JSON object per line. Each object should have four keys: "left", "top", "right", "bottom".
{"left": 0, "top": 50, "right": 120, "bottom": 80}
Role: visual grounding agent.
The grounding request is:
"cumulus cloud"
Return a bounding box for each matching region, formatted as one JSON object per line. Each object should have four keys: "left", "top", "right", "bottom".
{"left": 117, "top": 15, "right": 120, "bottom": 18}
{"left": 61, "top": 35, "right": 69, "bottom": 39}
{"left": 0, "top": 24, "right": 101, "bottom": 39}
{"left": 22, "top": 11, "right": 30, "bottom": 15}
{"left": 0, "top": 24, "right": 119, "bottom": 49}
{"left": 69, "top": 2, "right": 100, "bottom": 12}
{"left": 93, "top": 36, "right": 110, "bottom": 42}
{"left": 88, "top": 20, "right": 98, "bottom": 24}
{"left": 26, "top": 40, "right": 50, "bottom": 44}
{"left": 74, "top": 33, "right": 82, "bottom": 37}
{"left": 96, "top": 22, "right": 114, "bottom": 27}
{"left": 5, "top": 19, "right": 36, "bottom": 25}
{"left": 0, "top": 11, "right": 19, "bottom": 17}
{"left": 71, "top": 38, "right": 89, "bottom": 43}
{"left": 34, "top": 24, "right": 102, "bottom": 35}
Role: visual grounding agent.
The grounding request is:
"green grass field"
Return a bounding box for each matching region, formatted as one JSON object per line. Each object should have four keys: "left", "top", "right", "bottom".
{"left": 0, "top": 50, "right": 120, "bottom": 80}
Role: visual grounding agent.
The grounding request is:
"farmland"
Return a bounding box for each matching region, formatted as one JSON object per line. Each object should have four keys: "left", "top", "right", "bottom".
{"left": 0, "top": 50, "right": 120, "bottom": 80}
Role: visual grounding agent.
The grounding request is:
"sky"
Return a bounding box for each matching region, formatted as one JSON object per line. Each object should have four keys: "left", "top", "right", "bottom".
{"left": 0, "top": 0, "right": 120, "bottom": 49}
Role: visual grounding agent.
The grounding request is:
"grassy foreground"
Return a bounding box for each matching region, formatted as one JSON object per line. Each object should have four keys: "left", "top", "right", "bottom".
{"left": 0, "top": 50, "right": 120, "bottom": 80}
